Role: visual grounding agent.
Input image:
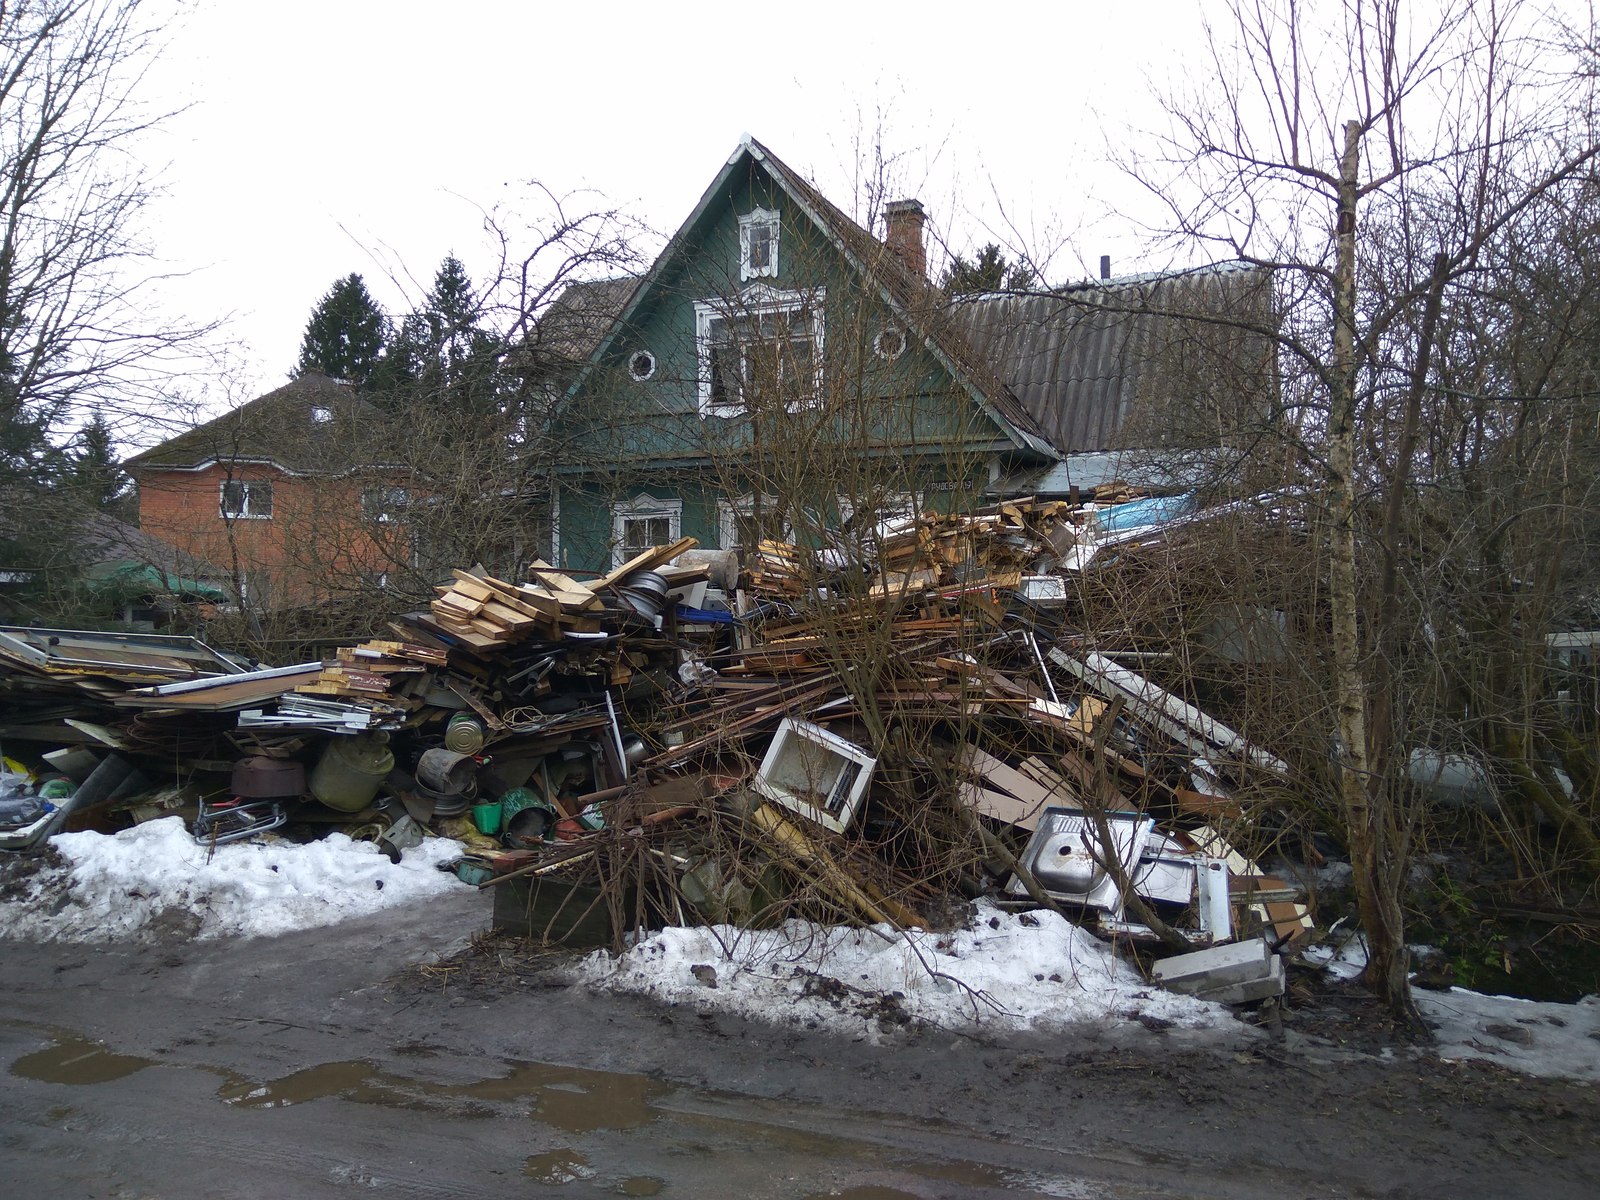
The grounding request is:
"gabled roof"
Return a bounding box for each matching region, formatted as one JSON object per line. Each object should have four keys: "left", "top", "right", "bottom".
{"left": 569, "top": 136, "right": 1059, "bottom": 461}
{"left": 125, "top": 373, "right": 390, "bottom": 474}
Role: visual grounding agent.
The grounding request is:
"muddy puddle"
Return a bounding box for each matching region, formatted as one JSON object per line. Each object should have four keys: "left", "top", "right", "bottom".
{"left": 6, "top": 1024, "right": 1074, "bottom": 1195}
{"left": 8, "top": 1024, "right": 665, "bottom": 1133}
{"left": 215, "top": 1057, "right": 664, "bottom": 1130}
{"left": 10, "top": 1033, "right": 156, "bottom": 1086}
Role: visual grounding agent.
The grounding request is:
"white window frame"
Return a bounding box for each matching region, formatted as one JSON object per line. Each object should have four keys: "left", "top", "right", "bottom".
{"left": 361, "top": 485, "right": 410, "bottom": 523}
{"left": 717, "top": 492, "right": 787, "bottom": 550}
{"left": 694, "top": 285, "right": 826, "bottom": 417}
{"left": 738, "top": 207, "right": 780, "bottom": 280}
{"left": 611, "top": 494, "right": 682, "bottom": 568}
{"left": 220, "top": 479, "right": 273, "bottom": 520}
{"left": 833, "top": 491, "right": 918, "bottom": 540}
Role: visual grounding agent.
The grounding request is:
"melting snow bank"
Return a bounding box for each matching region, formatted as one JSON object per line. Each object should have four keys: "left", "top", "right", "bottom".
{"left": 572, "top": 902, "right": 1237, "bottom": 1042}
{"left": 1414, "top": 987, "right": 1600, "bottom": 1083}
{"left": 0, "top": 817, "right": 468, "bottom": 942}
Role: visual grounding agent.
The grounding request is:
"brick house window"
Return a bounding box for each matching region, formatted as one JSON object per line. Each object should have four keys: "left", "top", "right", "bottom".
{"left": 362, "top": 486, "right": 409, "bottom": 523}
{"left": 220, "top": 479, "right": 273, "bottom": 519}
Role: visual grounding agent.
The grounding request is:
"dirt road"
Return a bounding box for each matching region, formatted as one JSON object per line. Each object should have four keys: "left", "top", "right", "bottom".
{"left": 2, "top": 891, "right": 1595, "bottom": 1199}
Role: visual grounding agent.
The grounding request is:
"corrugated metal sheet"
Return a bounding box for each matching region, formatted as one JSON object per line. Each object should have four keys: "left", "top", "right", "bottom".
{"left": 946, "top": 264, "right": 1270, "bottom": 454}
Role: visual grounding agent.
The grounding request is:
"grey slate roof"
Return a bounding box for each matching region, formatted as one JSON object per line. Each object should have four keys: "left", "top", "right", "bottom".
{"left": 532, "top": 276, "right": 641, "bottom": 368}
{"left": 946, "top": 263, "right": 1272, "bottom": 455}
{"left": 124, "top": 373, "right": 389, "bottom": 474}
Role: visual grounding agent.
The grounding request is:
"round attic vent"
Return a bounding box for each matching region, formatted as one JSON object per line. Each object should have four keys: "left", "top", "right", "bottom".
{"left": 628, "top": 350, "right": 657, "bottom": 381}
{"left": 873, "top": 327, "right": 906, "bottom": 361}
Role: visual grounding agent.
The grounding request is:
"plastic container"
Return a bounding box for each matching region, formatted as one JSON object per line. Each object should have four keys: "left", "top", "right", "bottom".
{"left": 309, "top": 734, "right": 394, "bottom": 813}
{"left": 471, "top": 802, "right": 503, "bottom": 836}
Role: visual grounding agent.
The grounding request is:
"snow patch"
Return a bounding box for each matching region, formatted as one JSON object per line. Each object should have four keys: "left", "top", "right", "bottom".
{"left": 1414, "top": 986, "right": 1600, "bottom": 1083}
{"left": 573, "top": 901, "right": 1236, "bottom": 1041}
{"left": 0, "top": 817, "right": 467, "bottom": 942}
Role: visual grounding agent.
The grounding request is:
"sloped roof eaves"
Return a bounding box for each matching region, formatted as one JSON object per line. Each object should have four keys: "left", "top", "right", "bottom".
{"left": 124, "top": 374, "right": 392, "bottom": 474}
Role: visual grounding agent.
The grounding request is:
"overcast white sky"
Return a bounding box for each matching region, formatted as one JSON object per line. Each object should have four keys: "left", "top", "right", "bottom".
{"left": 127, "top": 0, "right": 1208, "bottom": 425}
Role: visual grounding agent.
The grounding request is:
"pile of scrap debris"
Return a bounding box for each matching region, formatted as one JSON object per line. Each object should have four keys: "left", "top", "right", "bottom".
{"left": 0, "top": 490, "right": 1307, "bottom": 1007}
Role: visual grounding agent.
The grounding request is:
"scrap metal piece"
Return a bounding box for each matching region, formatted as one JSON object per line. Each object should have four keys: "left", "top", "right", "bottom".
{"left": 752, "top": 717, "right": 876, "bottom": 834}
{"left": 1007, "top": 807, "right": 1154, "bottom": 914}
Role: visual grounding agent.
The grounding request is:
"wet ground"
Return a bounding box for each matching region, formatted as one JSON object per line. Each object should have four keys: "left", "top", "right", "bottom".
{"left": 3, "top": 889, "right": 1596, "bottom": 1199}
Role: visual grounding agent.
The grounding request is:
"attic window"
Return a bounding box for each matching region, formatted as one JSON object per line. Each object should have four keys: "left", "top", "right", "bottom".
{"left": 739, "top": 207, "right": 779, "bottom": 281}
{"left": 628, "top": 350, "right": 656, "bottom": 381}
{"left": 310, "top": 405, "right": 333, "bottom": 424}
{"left": 873, "top": 326, "right": 906, "bottom": 360}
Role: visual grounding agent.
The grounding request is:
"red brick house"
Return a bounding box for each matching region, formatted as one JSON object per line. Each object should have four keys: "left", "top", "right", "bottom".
{"left": 125, "top": 374, "right": 408, "bottom": 612}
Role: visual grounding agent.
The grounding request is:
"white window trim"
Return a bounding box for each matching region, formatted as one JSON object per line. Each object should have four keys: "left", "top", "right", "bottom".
{"left": 872, "top": 325, "right": 907, "bottom": 360}
{"left": 834, "top": 491, "right": 918, "bottom": 538}
{"left": 627, "top": 350, "right": 657, "bottom": 381}
{"left": 220, "top": 479, "right": 273, "bottom": 520}
{"left": 717, "top": 492, "right": 786, "bottom": 550}
{"left": 549, "top": 484, "right": 561, "bottom": 564}
{"left": 694, "top": 285, "right": 826, "bottom": 417}
{"left": 362, "top": 485, "right": 410, "bottom": 523}
{"left": 611, "top": 493, "right": 683, "bottom": 568}
{"left": 738, "top": 207, "right": 780, "bottom": 281}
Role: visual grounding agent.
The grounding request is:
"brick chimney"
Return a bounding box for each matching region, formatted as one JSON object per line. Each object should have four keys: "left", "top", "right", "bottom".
{"left": 883, "top": 199, "right": 927, "bottom": 278}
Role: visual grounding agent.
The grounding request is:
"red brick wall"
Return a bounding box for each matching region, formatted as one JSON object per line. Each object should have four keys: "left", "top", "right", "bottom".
{"left": 134, "top": 463, "right": 402, "bottom": 608}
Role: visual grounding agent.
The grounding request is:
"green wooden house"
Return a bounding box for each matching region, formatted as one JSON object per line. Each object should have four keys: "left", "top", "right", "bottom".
{"left": 550, "top": 137, "right": 1270, "bottom": 570}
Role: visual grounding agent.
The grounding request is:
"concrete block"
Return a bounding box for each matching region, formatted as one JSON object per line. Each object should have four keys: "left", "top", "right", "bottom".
{"left": 1152, "top": 936, "right": 1273, "bottom": 994}
{"left": 1190, "top": 954, "right": 1286, "bottom": 1005}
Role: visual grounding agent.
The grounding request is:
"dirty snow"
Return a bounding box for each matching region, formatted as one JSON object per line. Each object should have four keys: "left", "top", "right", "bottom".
{"left": 1413, "top": 987, "right": 1600, "bottom": 1083}
{"left": 4, "top": 823, "right": 1597, "bottom": 1084}
{"left": 572, "top": 902, "right": 1237, "bottom": 1042}
{"left": 0, "top": 817, "right": 467, "bottom": 942}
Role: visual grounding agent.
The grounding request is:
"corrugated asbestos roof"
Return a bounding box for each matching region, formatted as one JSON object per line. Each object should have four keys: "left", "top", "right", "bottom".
{"left": 946, "top": 264, "right": 1270, "bottom": 454}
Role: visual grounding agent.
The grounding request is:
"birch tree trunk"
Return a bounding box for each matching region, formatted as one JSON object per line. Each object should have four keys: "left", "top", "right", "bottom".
{"left": 1329, "top": 118, "right": 1418, "bottom": 1025}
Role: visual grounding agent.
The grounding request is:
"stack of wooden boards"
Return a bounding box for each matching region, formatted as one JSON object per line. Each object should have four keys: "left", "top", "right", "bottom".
{"left": 291, "top": 640, "right": 448, "bottom": 710}
{"left": 735, "top": 499, "right": 1080, "bottom": 601}
{"left": 277, "top": 540, "right": 705, "bottom": 717}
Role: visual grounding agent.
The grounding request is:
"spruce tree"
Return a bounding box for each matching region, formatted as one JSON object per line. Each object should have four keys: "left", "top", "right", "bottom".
{"left": 294, "top": 274, "right": 390, "bottom": 387}
{"left": 939, "top": 244, "right": 1035, "bottom": 295}
{"left": 68, "top": 410, "right": 131, "bottom": 515}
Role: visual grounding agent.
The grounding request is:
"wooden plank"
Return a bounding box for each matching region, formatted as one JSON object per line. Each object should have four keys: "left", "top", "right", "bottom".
{"left": 957, "top": 781, "right": 1056, "bottom": 831}
{"left": 454, "top": 570, "right": 563, "bottom": 620}
{"left": 593, "top": 536, "right": 699, "bottom": 590}
{"left": 444, "top": 575, "right": 497, "bottom": 603}
{"left": 959, "top": 747, "right": 1057, "bottom": 809}
{"left": 525, "top": 559, "right": 604, "bottom": 611}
